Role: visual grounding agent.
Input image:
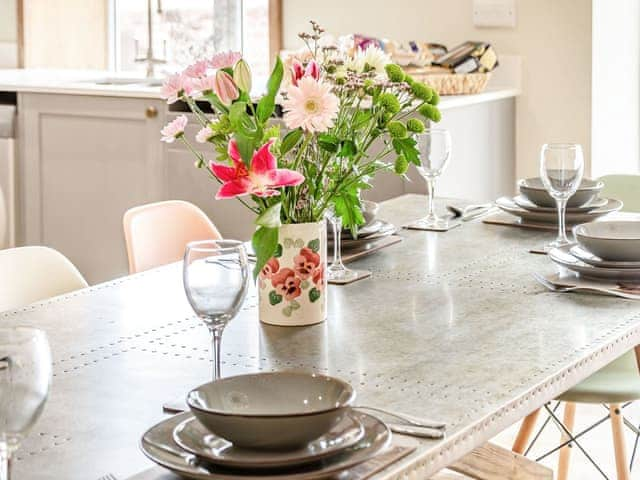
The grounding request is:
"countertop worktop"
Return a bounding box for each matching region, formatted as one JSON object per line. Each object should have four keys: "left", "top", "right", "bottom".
{"left": 0, "top": 68, "right": 520, "bottom": 110}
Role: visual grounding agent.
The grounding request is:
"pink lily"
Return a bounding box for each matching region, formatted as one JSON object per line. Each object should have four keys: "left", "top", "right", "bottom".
{"left": 290, "top": 60, "right": 320, "bottom": 86}
{"left": 210, "top": 139, "right": 304, "bottom": 199}
{"left": 213, "top": 70, "right": 239, "bottom": 106}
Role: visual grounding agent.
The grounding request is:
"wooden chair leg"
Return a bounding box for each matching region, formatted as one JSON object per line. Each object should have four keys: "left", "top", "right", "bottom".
{"left": 512, "top": 409, "right": 541, "bottom": 454}
{"left": 610, "top": 404, "right": 631, "bottom": 480}
{"left": 557, "top": 402, "right": 576, "bottom": 480}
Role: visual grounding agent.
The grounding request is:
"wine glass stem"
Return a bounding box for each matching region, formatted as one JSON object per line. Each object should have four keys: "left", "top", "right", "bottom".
{"left": 210, "top": 327, "right": 223, "bottom": 381}
{"left": 331, "top": 217, "right": 344, "bottom": 269}
{"left": 0, "top": 447, "right": 11, "bottom": 480}
{"left": 426, "top": 177, "right": 437, "bottom": 220}
{"left": 556, "top": 198, "right": 569, "bottom": 244}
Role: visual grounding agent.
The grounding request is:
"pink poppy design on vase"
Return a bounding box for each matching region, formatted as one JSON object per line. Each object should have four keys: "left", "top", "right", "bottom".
{"left": 259, "top": 258, "right": 280, "bottom": 289}
{"left": 293, "top": 247, "right": 320, "bottom": 280}
{"left": 271, "top": 268, "right": 302, "bottom": 302}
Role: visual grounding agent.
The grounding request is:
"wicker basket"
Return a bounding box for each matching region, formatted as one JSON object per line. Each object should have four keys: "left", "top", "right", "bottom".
{"left": 404, "top": 67, "right": 491, "bottom": 95}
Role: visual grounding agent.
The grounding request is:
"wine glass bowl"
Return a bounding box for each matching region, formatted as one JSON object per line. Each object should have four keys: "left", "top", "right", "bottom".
{"left": 539, "top": 143, "right": 585, "bottom": 249}
{"left": 414, "top": 129, "right": 452, "bottom": 228}
{"left": 0, "top": 327, "right": 52, "bottom": 479}
{"left": 183, "top": 240, "right": 249, "bottom": 380}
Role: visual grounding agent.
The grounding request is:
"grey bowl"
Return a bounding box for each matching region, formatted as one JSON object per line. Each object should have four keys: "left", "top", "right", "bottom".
{"left": 186, "top": 372, "right": 356, "bottom": 450}
{"left": 573, "top": 221, "right": 640, "bottom": 262}
{"left": 518, "top": 177, "right": 603, "bottom": 208}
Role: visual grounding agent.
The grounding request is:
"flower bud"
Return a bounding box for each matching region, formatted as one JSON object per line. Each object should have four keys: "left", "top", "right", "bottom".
{"left": 233, "top": 59, "right": 252, "bottom": 93}
{"left": 214, "top": 70, "right": 239, "bottom": 106}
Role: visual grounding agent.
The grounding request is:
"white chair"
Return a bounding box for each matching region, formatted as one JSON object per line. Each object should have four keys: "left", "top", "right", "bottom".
{"left": 0, "top": 246, "right": 88, "bottom": 312}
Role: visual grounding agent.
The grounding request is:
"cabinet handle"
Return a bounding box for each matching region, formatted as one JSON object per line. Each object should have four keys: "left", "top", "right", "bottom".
{"left": 145, "top": 106, "right": 158, "bottom": 118}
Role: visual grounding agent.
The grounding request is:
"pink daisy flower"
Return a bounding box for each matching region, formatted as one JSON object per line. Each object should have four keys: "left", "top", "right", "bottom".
{"left": 183, "top": 60, "right": 209, "bottom": 78}
{"left": 209, "top": 51, "right": 242, "bottom": 69}
{"left": 160, "top": 115, "right": 188, "bottom": 143}
{"left": 160, "top": 73, "right": 190, "bottom": 104}
{"left": 190, "top": 75, "right": 217, "bottom": 96}
{"left": 282, "top": 77, "right": 339, "bottom": 133}
{"left": 195, "top": 125, "right": 214, "bottom": 144}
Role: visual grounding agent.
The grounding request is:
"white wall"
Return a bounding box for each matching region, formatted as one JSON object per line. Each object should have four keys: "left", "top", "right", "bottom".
{"left": 282, "top": 0, "right": 593, "bottom": 180}
{"left": 591, "top": 0, "right": 640, "bottom": 177}
{"left": 0, "top": 0, "right": 18, "bottom": 67}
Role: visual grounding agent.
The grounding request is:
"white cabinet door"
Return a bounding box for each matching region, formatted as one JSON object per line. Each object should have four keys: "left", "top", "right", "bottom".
{"left": 18, "top": 93, "right": 166, "bottom": 283}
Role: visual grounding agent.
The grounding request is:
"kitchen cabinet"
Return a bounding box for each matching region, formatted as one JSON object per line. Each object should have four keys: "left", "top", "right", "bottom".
{"left": 18, "top": 93, "right": 166, "bottom": 283}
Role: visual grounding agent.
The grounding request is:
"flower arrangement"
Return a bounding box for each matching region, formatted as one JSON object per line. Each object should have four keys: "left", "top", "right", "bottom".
{"left": 160, "top": 21, "right": 441, "bottom": 278}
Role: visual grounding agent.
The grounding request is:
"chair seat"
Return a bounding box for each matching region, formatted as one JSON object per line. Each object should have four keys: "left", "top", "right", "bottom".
{"left": 557, "top": 350, "right": 640, "bottom": 403}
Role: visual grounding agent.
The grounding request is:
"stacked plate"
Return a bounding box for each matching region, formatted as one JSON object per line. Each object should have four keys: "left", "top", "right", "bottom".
{"left": 549, "top": 221, "right": 640, "bottom": 282}
{"left": 496, "top": 177, "right": 623, "bottom": 225}
{"left": 328, "top": 201, "right": 397, "bottom": 250}
{"left": 140, "top": 373, "right": 391, "bottom": 479}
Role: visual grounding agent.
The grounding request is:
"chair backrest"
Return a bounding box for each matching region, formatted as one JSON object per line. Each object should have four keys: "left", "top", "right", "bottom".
{"left": 123, "top": 200, "right": 222, "bottom": 274}
{"left": 0, "top": 246, "right": 88, "bottom": 312}
{"left": 599, "top": 174, "right": 640, "bottom": 213}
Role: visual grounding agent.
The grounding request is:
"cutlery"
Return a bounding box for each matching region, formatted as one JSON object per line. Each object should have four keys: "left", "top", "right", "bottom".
{"left": 447, "top": 203, "right": 493, "bottom": 218}
{"left": 97, "top": 474, "right": 118, "bottom": 480}
{"left": 355, "top": 405, "right": 446, "bottom": 429}
{"left": 387, "top": 423, "right": 445, "bottom": 439}
{"left": 533, "top": 273, "right": 640, "bottom": 300}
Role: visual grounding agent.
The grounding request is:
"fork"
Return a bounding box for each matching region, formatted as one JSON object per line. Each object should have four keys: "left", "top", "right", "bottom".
{"left": 533, "top": 273, "right": 640, "bottom": 300}
{"left": 355, "top": 405, "right": 446, "bottom": 429}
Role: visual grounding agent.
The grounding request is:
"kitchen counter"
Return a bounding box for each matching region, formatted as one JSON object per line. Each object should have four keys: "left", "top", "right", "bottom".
{"left": 0, "top": 68, "right": 520, "bottom": 109}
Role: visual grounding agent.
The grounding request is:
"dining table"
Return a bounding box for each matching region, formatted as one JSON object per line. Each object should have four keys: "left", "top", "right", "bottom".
{"left": 5, "top": 193, "right": 640, "bottom": 480}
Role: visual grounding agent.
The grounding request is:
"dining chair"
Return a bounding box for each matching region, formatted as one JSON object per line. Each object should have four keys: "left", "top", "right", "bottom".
{"left": 0, "top": 246, "right": 88, "bottom": 312}
{"left": 513, "top": 174, "right": 640, "bottom": 480}
{"left": 123, "top": 200, "right": 222, "bottom": 274}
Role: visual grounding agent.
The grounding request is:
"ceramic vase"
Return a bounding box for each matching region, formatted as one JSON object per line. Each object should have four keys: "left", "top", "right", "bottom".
{"left": 257, "top": 222, "right": 327, "bottom": 326}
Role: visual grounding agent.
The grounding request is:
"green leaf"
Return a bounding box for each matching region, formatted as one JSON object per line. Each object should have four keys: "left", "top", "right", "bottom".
{"left": 282, "top": 305, "right": 293, "bottom": 317}
{"left": 251, "top": 226, "right": 279, "bottom": 280}
{"left": 255, "top": 203, "right": 282, "bottom": 228}
{"left": 307, "top": 238, "right": 320, "bottom": 253}
{"left": 317, "top": 133, "right": 340, "bottom": 153}
{"left": 309, "top": 288, "right": 321, "bottom": 303}
{"left": 333, "top": 190, "right": 365, "bottom": 232}
{"left": 301, "top": 280, "right": 310, "bottom": 289}
{"left": 203, "top": 92, "right": 229, "bottom": 113}
{"left": 280, "top": 128, "right": 303, "bottom": 155}
{"left": 269, "top": 290, "right": 283, "bottom": 305}
{"left": 338, "top": 140, "right": 358, "bottom": 158}
{"left": 257, "top": 95, "right": 276, "bottom": 123}
{"left": 274, "top": 243, "right": 283, "bottom": 257}
{"left": 266, "top": 56, "right": 284, "bottom": 100}
{"left": 392, "top": 137, "right": 420, "bottom": 166}
{"left": 289, "top": 300, "right": 301, "bottom": 310}
{"left": 229, "top": 101, "right": 248, "bottom": 127}
{"left": 234, "top": 133, "right": 256, "bottom": 165}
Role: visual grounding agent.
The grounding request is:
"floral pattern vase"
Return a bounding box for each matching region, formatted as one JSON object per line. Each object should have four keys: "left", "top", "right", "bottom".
{"left": 258, "top": 222, "right": 327, "bottom": 326}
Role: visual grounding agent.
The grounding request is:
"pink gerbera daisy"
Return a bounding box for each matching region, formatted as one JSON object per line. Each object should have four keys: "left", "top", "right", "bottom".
{"left": 209, "top": 51, "right": 242, "bottom": 69}
{"left": 282, "top": 77, "right": 339, "bottom": 133}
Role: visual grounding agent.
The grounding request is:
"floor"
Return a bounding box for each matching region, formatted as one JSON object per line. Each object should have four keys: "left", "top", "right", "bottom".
{"left": 493, "top": 402, "right": 640, "bottom": 479}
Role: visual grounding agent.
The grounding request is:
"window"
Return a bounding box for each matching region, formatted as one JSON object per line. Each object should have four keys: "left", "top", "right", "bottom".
{"left": 111, "top": 0, "right": 272, "bottom": 78}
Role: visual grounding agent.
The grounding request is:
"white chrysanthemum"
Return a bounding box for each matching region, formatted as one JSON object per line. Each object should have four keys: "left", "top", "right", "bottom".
{"left": 349, "top": 45, "right": 391, "bottom": 74}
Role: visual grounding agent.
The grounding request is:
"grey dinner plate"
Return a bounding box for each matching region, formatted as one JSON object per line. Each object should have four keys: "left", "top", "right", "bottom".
{"left": 549, "top": 244, "right": 640, "bottom": 282}
{"left": 513, "top": 195, "right": 608, "bottom": 214}
{"left": 570, "top": 245, "right": 640, "bottom": 269}
{"left": 173, "top": 413, "right": 364, "bottom": 470}
{"left": 140, "top": 411, "right": 391, "bottom": 480}
{"left": 328, "top": 221, "right": 397, "bottom": 249}
{"left": 496, "top": 197, "right": 623, "bottom": 225}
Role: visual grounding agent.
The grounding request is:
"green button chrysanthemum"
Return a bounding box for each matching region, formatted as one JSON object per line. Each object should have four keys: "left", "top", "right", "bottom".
{"left": 394, "top": 154, "right": 408, "bottom": 174}
{"left": 429, "top": 90, "right": 440, "bottom": 106}
{"left": 406, "top": 118, "right": 425, "bottom": 133}
{"left": 418, "top": 104, "right": 441, "bottom": 122}
{"left": 384, "top": 64, "right": 406, "bottom": 82}
{"left": 378, "top": 92, "right": 401, "bottom": 114}
{"left": 387, "top": 120, "right": 408, "bottom": 138}
{"left": 404, "top": 75, "right": 415, "bottom": 86}
{"left": 411, "top": 82, "right": 434, "bottom": 102}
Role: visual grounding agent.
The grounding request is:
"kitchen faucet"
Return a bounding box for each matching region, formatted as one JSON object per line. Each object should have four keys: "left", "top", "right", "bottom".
{"left": 135, "top": 0, "right": 166, "bottom": 78}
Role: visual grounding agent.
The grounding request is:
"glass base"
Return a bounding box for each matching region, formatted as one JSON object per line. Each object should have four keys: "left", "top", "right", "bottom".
{"left": 327, "top": 265, "right": 358, "bottom": 281}
{"left": 544, "top": 238, "right": 572, "bottom": 252}
{"left": 415, "top": 216, "right": 449, "bottom": 229}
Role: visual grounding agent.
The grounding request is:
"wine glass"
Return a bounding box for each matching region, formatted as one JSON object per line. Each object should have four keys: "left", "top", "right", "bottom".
{"left": 325, "top": 206, "right": 358, "bottom": 282}
{"left": 540, "top": 143, "right": 584, "bottom": 250}
{"left": 183, "top": 240, "right": 249, "bottom": 380}
{"left": 415, "top": 129, "right": 452, "bottom": 228}
{"left": 0, "top": 327, "right": 52, "bottom": 480}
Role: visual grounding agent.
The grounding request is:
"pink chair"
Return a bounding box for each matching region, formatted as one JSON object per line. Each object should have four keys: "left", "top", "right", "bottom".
{"left": 123, "top": 200, "right": 222, "bottom": 274}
